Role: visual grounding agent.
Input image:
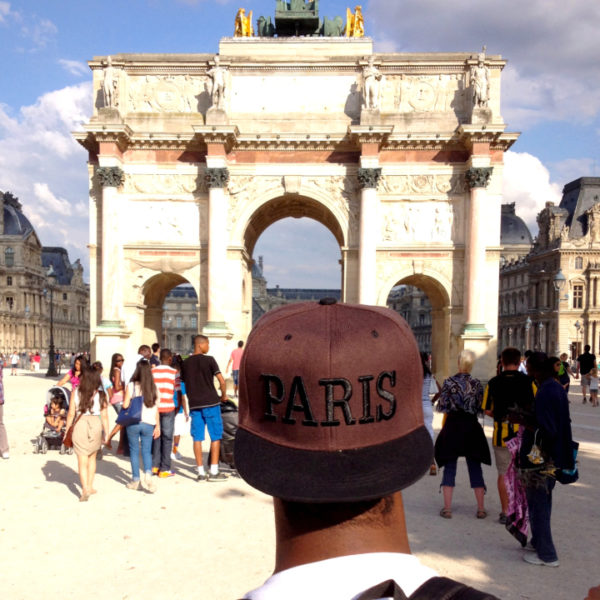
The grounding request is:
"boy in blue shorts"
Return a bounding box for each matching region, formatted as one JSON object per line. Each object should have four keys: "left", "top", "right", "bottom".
{"left": 181, "top": 335, "right": 228, "bottom": 481}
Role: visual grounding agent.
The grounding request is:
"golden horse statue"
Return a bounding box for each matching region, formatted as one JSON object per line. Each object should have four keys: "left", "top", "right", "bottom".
{"left": 345, "top": 5, "right": 365, "bottom": 38}
{"left": 234, "top": 8, "right": 254, "bottom": 37}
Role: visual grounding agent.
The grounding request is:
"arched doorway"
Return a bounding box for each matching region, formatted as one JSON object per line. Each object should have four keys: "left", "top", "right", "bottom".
{"left": 142, "top": 273, "right": 199, "bottom": 348}
{"left": 385, "top": 273, "right": 452, "bottom": 380}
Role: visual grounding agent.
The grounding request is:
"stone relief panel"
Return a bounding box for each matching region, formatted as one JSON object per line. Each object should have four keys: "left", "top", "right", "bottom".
{"left": 381, "top": 75, "right": 469, "bottom": 115}
{"left": 124, "top": 173, "right": 207, "bottom": 195}
{"left": 380, "top": 174, "right": 467, "bottom": 196}
{"left": 380, "top": 201, "right": 463, "bottom": 244}
{"left": 127, "top": 75, "right": 211, "bottom": 113}
{"left": 227, "top": 176, "right": 284, "bottom": 232}
{"left": 120, "top": 201, "right": 200, "bottom": 243}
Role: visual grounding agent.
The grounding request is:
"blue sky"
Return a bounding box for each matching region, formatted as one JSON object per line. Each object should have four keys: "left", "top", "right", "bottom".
{"left": 1, "top": 0, "right": 599, "bottom": 288}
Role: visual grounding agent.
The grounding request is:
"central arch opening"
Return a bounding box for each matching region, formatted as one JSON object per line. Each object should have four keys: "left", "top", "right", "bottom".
{"left": 243, "top": 195, "right": 345, "bottom": 323}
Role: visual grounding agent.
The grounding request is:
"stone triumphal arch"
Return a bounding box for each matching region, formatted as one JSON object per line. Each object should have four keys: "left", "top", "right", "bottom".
{"left": 75, "top": 27, "right": 517, "bottom": 379}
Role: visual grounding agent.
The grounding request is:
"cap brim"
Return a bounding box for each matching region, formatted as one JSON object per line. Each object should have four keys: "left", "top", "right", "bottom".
{"left": 234, "top": 426, "right": 434, "bottom": 503}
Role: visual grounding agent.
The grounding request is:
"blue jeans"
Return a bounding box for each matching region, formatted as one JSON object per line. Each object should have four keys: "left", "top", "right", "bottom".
{"left": 152, "top": 410, "right": 175, "bottom": 472}
{"left": 126, "top": 422, "right": 154, "bottom": 481}
{"left": 441, "top": 458, "right": 486, "bottom": 489}
{"left": 526, "top": 476, "right": 557, "bottom": 562}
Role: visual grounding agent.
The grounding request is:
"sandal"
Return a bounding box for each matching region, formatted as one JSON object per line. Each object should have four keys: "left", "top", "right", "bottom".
{"left": 440, "top": 508, "right": 452, "bottom": 519}
{"left": 476, "top": 509, "right": 487, "bottom": 519}
{"left": 429, "top": 464, "right": 437, "bottom": 476}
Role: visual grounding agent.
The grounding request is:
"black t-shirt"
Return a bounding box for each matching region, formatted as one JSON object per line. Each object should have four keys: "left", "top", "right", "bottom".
{"left": 577, "top": 352, "right": 596, "bottom": 375}
{"left": 181, "top": 354, "right": 221, "bottom": 409}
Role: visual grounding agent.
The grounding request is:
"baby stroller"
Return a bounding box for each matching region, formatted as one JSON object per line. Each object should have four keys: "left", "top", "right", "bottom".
{"left": 33, "top": 386, "right": 72, "bottom": 455}
{"left": 220, "top": 399, "right": 238, "bottom": 470}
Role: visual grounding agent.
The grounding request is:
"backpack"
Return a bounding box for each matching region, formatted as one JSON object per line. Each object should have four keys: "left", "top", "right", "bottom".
{"left": 355, "top": 577, "right": 500, "bottom": 600}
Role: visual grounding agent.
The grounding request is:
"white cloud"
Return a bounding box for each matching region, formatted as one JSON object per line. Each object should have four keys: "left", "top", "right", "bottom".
{"left": 369, "top": 0, "right": 600, "bottom": 127}
{"left": 18, "top": 15, "right": 57, "bottom": 51}
{"left": 0, "top": 2, "right": 11, "bottom": 22}
{"left": 58, "top": 59, "right": 88, "bottom": 77}
{"left": 0, "top": 82, "right": 92, "bottom": 268}
{"left": 548, "top": 158, "right": 598, "bottom": 186}
{"left": 503, "top": 151, "right": 562, "bottom": 234}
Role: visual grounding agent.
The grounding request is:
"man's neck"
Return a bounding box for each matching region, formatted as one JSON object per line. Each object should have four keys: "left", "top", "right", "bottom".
{"left": 272, "top": 492, "right": 411, "bottom": 574}
{"left": 502, "top": 365, "right": 518, "bottom": 371}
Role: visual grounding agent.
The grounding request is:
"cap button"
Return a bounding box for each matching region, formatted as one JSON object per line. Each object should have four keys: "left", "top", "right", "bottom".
{"left": 319, "top": 297, "right": 337, "bottom": 305}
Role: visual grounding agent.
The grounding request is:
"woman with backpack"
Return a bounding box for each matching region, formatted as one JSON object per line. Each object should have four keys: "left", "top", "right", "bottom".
{"left": 64, "top": 366, "right": 109, "bottom": 502}
{"left": 123, "top": 359, "right": 160, "bottom": 492}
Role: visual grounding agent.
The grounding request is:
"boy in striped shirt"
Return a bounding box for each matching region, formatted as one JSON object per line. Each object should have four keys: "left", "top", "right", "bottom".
{"left": 151, "top": 349, "right": 178, "bottom": 477}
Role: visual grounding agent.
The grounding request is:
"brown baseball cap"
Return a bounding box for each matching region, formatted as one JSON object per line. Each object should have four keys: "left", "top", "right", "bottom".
{"left": 234, "top": 299, "right": 433, "bottom": 503}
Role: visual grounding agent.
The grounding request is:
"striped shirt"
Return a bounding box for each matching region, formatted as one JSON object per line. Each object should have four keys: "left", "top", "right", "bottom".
{"left": 151, "top": 365, "right": 177, "bottom": 413}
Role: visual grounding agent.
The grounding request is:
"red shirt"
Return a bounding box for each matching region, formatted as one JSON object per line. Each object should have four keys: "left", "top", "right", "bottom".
{"left": 230, "top": 348, "right": 243, "bottom": 371}
{"left": 151, "top": 365, "right": 177, "bottom": 413}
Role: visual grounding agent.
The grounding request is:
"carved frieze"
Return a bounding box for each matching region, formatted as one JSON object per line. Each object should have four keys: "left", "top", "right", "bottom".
{"left": 380, "top": 174, "right": 467, "bottom": 196}
{"left": 227, "top": 176, "right": 283, "bottom": 231}
{"left": 124, "top": 173, "right": 206, "bottom": 195}
{"left": 303, "top": 176, "right": 360, "bottom": 233}
{"left": 381, "top": 201, "right": 460, "bottom": 244}
{"left": 127, "top": 75, "right": 210, "bottom": 113}
{"left": 123, "top": 202, "right": 199, "bottom": 243}
{"left": 97, "top": 166, "right": 125, "bottom": 188}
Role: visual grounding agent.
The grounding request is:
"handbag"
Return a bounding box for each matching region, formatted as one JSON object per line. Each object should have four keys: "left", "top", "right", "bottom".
{"left": 116, "top": 395, "right": 143, "bottom": 427}
{"left": 63, "top": 413, "right": 82, "bottom": 448}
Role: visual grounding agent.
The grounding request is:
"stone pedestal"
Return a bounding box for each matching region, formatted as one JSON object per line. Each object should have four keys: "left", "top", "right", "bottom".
{"left": 97, "top": 107, "right": 122, "bottom": 122}
{"left": 471, "top": 107, "right": 492, "bottom": 126}
{"left": 360, "top": 108, "right": 382, "bottom": 126}
{"left": 206, "top": 107, "right": 229, "bottom": 125}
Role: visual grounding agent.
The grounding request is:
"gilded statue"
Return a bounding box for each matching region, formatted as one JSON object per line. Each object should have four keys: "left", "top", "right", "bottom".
{"left": 234, "top": 8, "right": 254, "bottom": 37}
{"left": 345, "top": 5, "right": 365, "bottom": 38}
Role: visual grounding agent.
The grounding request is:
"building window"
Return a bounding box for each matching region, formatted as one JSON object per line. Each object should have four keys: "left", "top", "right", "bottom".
{"left": 575, "top": 256, "right": 583, "bottom": 269}
{"left": 6, "top": 276, "right": 12, "bottom": 286}
{"left": 176, "top": 316, "right": 182, "bottom": 328}
{"left": 6, "top": 296, "right": 14, "bottom": 310}
{"left": 191, "top": 316, "right": 197, "bottom": 329}
{"left": 419, "top": 314, "right": 425, "bottom": 326}
{"left": 573, "top": 284, "right": 584, "bottom": 309}
{"left": 63, "top": 293, "right": 68, "bottom": 300}
{"left": 5, "top": 247, "right": 14, "bottom": 267}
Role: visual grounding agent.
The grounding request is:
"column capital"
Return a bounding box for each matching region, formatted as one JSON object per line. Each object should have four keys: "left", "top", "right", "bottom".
{"left": 357, "top": 167, "right": 382, "bottom": 190}
{"left": 97, "top": 166, "right": 125, "bottom": 188}
{"left": 465, "top": 167, "right": 493, "bottom": 189}
{"left": 205, "top": 167, "right": 230, "bottom": 189}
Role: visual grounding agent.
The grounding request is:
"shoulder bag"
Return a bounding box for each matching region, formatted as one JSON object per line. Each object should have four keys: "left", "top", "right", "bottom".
{"left": 116, "top": 395, "right": 143, "bottom": 427}
{"left": 62, "top": 413, "right": 82, "bottom": 448}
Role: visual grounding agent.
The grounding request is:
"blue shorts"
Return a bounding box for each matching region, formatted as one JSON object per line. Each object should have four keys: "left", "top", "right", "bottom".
{"left": 232, "top": 370, "right": 240, "bottom": 385}
{"left": 190, "top": 406, "right": 223, "bottom": 442}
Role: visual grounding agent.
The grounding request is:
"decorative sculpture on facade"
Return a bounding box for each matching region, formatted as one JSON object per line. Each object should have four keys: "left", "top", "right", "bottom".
{"left": 257, "top": 2, "right": 347, "bottom": 37}
{"left": 97, "top": 166, "right": 125, "bottom": 188}
{"left": 362, "top": 56, "right": 383, "bottom": 110}
{"left": 207, "top": 55, "right": 227, "bottom": 110}
{"left": 357, "top": 167, "right": 382, "bottom": 189}
{"left": 345, "top": 5, "right": 365, "bottom": 38}
{"left": 234, "top": 8, "right": 254, "bottom": 37}
{"left": 102, "top": 56, "right": 119, "bottom": 109}
{"left": 470, "top": 46, "right": 490, "bottom": 108}
{"left": 465, "top": 167, "right": 493, "bottom": 189}
{"left": 205, "top": 168, "right": 230, "bottom": 189}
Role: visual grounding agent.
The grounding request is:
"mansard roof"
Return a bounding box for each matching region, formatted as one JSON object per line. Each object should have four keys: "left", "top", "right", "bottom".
{"left": 560, "top": 177, "right": 600, "bottom": 238}
{"left": 2, "top": 191, "right": 35, "bottom": 238}
{"left": 42, "top": 247, "right": 74, "bottom": 285}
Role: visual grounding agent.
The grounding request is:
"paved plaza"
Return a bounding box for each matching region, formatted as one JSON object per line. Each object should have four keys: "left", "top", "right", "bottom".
{"left": 1, "top": 370, "right": 599, "bottom": 599}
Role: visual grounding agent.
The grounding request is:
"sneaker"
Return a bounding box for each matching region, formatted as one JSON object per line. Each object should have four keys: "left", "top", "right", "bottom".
{"left": 522, "top": 553, "right": 559, "bottom": 567}
{"left": 1, "top": 452, "right": 9, "bottom": 459}
{"left": 207, "top": 471, "right": 228, "bottom": 482}
{"left": 498, "top": 513, "right": 507, "bottom": 525}
{"left": 158, "top": 470, "right": 175, "bottom": 478}
{"left": 523, "top": 542, "right": 536, "bottom": 553}
{"left": 141, "top": 473, "right": 156, "bottom": 493}
{"left": 126, "top": 480, "right": 140, "bottom": 490}
{"left": 170, "top": 451, "right": 182, "bottom": 461}
{"left": 196, "top": 471, "right": 207, "bottom": 482}
{"left": 152, "top": 467, "right": 159, "bottom": 475}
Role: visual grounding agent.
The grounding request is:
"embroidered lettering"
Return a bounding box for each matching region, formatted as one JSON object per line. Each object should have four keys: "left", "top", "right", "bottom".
{"left": 283, "top": 376, "right": 318, "bottom": 426}
{"left": 376, "top": 371, "right": 396, "bottom": 421}
{"left": 358, "top": 375, "right": 375, "bottom": 424}
{"left": 262, "top": 374, "right": 284, "bottom": 421}
{"left": 319, "top": 378, "right": 356, "bottom": 426}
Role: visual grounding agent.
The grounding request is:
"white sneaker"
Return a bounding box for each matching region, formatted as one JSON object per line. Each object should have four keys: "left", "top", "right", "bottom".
{"left": 522, "top": 553, "right": 559, "bottom": 567}
{"left": 170, "top": 452, "right": 177, "bottom": 461}
{"left": 141, "top": 472, "right": 156, "bottom": 493}
{"left": 1, "top": 452, "right": 9, "bottom": 459}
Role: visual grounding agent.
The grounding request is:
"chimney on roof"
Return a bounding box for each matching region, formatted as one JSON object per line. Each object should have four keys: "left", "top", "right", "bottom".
{"left": 258, "top": 256, "right": 264, "bottom": 272}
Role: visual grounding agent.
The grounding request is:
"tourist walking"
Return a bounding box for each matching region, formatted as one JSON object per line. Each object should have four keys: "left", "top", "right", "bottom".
{"left": 483, "top": 347, "right": 535, "bottom": 524}
{"left": 435, "top": 349, "right": 491, "bottom": 519}
{"left": 171, "top": 354, "right": 190, "bottom": 461}
{"left": 518, "top": 353, "right": 576, "bottom": 567}
{"left": 123, "top": 359, "right": 160, "bottom": 492}
{"left": 150, "top": 343, "right": 161, "bottom": 367}
{"left": 557, "top": 352, "right": 574, "bottom": 396}
{"left": 226, "top": 340, "right": 244, "bottom": 398}
{"left": 151, "top": 349, "right": 177, "bottom": 477}
{"left": 576, "top": 344, "right": 596, "bottom": 404}
{"left": 10, "top": 350, "right": 19, "bottom": 375}
{"left": 0, "top": 359, "right": 9, "bottom": 459}
{"left": 105, "top": 353, "right": 126, "bottom": 452}
{"left": 181, "top": 335, "right": 228, "bottom": 481}
{"left": 58, "top": 355, "right": 84, "bottom": 394}
{"left": 64, "top": 367, "right": 109, "bottom": 501}
{"left": 420, "top": 352, "right": 439, "bottom": 475}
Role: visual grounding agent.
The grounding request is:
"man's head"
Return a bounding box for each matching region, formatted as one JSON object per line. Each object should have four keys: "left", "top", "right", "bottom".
{"left": 237, "top": 340, "right": 244, "bottom": 348}
{"left": 160, "top": 348, "right": 172, "bottom": 365}
{"left": 152, "top": 343, "right": 160, "bottom": 355}
{"left": 527, "top": 351, "right": 550, "bottom": 382}
{"left": 235, "top": 299, "right": 432, "bottom": 504}
{"left": 193, "top": 335, "right": 209, "bottom": 355}
{"left": 585, "top": 344, "right": 591, "bottom": 353}
{"left": 501, "top": 347, "right": 521, "bottom": 370}
{"left": 138, "top": 345, "right": 151, "bottom": 359}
